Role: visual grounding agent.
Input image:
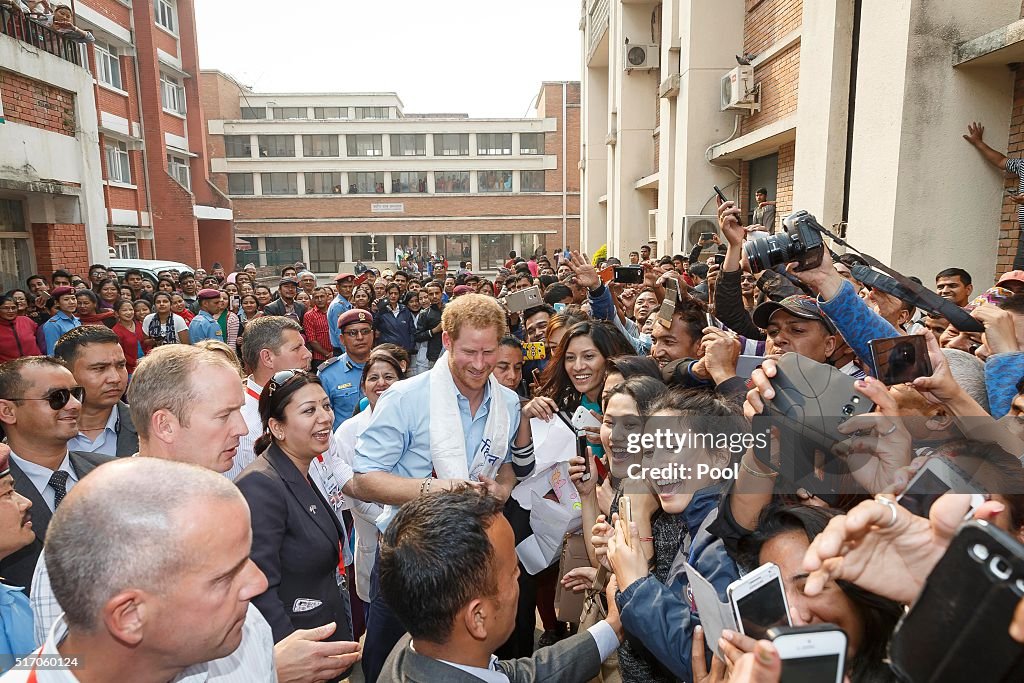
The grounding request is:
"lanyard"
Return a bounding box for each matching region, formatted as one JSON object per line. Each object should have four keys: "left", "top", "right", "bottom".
{"left": 245, "top": 385, "right": 260, "bottom": 401}
{"left": 314, "top": 454, "right": 348, "bottom": 580}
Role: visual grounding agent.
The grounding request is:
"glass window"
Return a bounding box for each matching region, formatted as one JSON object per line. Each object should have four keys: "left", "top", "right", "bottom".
{"left": 520, "top": 233, "right": 548, "bottom": 259}
{"left": 302, "top": 134, "right": 339, "bottom": 157}
{"left": 434, "top": 171, "right": 469, "bottom": 193}
{"left": 391, "top": 171, "right": 427, "bottom": 193}
{"left": 355, "top": 106, "right": 388, "bottom": 119}
{"left": 434, "top": 133, "right": 469, "bottom": 156}
{"left": 309, "top": 236, "right": 345, "bottom": 273}
{"left": 519, "top": 133, "right": 544, "bottom": 155}
{"left": 521, "top": 170, "right": 545, "bottom": 192}
{"left": 272, "top": 107, "right": 306, "bottom": 120}
{"left": 479, "top": 235, "right": 514, "bottom": 270}
{"left": 391, "top": 134, "right": 425, "bottom": 157}
{"left": 349, "top": 172, "right": 385, "bottom": 194}
{"left": 264, "top": 237, "right": 303, "bottom": 267}
{"left": 258, "top": 135, "right": 295, "bottom": 157}
{"left": 393, "top": 236, "right": 430, "bottom": 262}
{"left": 240, "top": 107, "right": 266, "bottom": 120}
{"left": 224, "top": 135, "right": 252, "bottom": 158}
{"left": 346, "top": 134, "right": 383, "bottom": 157}
{"left": 314, "top": 106, "right": 347, "bottom": 119}
{"left": 0, "top": 200, "right": 31, "bottom": 292}
{"left": 95, "top": 42, "right": 122, "bottom": 90}
{"left": 304, "top": 172, "right": 343, "bottom": 194}
{"left": 442, "top": 235, "right": 472, "bottom": 263}
{"left": 155, "top": 0, "right": 176, "bottom": 32}
{"left": 478, "top": 170, "right": 512, "bottom": 193}
{"left": 105, "top": 141, "right": 131, "bottom": 184}
{"left": 113, "top": 236, "right": 139, "bottom": 260}
{"left": 160, "top": 74, "right": 186, "bottom": 115}
{"left": 477, "top": 133, "right": 512, "bottom": 155}
{"left": 260, "top": 173, "right": 298, "bottom": 195}
{"left": 227, "top": 173, "right": 253, "bottom": 195}
{"left": 351, "top": 235, "right": 384, "bottom": 261}
{"left": 167, "top": 154, "right": 190, "bottom": 190}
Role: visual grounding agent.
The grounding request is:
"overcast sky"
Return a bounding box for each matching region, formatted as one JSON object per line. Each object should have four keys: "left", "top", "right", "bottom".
{"left": 195, "top": 1, "right": 582, "bottom": 118}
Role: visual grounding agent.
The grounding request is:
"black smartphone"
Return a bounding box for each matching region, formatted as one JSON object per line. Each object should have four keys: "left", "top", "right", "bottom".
{"left": 612, "top": 265, "right": 644, "bottom": 284}
{"left": 712, "top": 253, "right": 725, "bottom": 267}
{"left": 868, "top": 335, "right": 932, "bottom": 386}
{"left": 714, "top": 185, "right": 728, "bottom": 205}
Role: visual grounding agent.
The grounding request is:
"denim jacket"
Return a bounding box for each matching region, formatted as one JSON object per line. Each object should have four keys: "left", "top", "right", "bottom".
{"left": 614, "top": 485, "right": 738, "bottom": 681}
{"left": 985, "top": 352, "right": 1024, "bottom": 418}
{"left": 817, "top": 279, "right": 900, "bottom": 377}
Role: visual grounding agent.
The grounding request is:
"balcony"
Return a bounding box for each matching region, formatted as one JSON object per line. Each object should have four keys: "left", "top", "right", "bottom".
{"left": 585, "top": 0, "right": 610, "bottom": 64}
{"left": 0, "top": 5, "right": 82, "bottom": 66}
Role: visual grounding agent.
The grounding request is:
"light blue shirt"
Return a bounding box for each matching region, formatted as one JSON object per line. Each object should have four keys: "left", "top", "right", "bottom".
{"left": 8, "top": 452, "right": 78, "bottom": 513}
{"left": 41, "top": 312, "right": 80, "bottom": 355}
{"left": 354, "top": 366, "right": 522, "bottom": 532}
{"left": 326, "top": 294, "right": 352, "bottom": 349}
{"left": 0, "top": 583, "right": 34, "bottom": 673}
{"left": 187, "top": 309, "right": 222, "bottom": 344}
{"left": 66, "top": 407, "right": 119, "bottom": 457}
{"left": 318, "top": 353, "right": 365, "bottom": 431}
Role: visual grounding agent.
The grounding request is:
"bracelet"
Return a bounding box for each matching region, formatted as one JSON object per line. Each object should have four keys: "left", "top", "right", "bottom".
{"left": 420, "top": 477, "right": 432, "bottom": 496}
{"left": 639, "top": 537, "right": 654, "bottom": 543}
{"left": 741, "top": 459, "right": 778, "bottom": 479}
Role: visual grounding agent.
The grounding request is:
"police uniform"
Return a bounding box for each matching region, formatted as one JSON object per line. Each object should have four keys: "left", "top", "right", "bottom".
{"left": 319, "top": 308, "right": 371, "bottom": 430}
{"left": 187, "top": 289, "right": 224, "bottom": 344}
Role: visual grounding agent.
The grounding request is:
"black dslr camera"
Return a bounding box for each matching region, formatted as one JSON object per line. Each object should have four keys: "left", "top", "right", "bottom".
{"left": 744, "top": 210, "right": 826, "bottom": 272}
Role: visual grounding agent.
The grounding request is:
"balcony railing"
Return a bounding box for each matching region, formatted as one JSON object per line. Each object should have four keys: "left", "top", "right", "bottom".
{"left": 586, "top": 0, "right": 610, "bottom": 62}
{"left": 0, "top": 5, "right": 82, "bottom": 66}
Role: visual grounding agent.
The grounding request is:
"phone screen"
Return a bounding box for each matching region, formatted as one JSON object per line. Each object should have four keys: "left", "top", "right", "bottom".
{"left": 898, "top": 469, "right": 951, "bottom": 518}
{"left": 780, "top": 654, "right": 842, "bottom": 683}
{"left": 613, "top": 266, "right": 644, "bottom": 284}
{"left": 871, "top": 336, "right": 932, "bottom": 385}
{"left": 736, "top": 582, "right": 789, "bottom": 639}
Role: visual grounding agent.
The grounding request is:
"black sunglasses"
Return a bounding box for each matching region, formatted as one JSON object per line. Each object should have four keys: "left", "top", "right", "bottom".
{"left": 2, "top": 386, "right": 84, "bottom": 410}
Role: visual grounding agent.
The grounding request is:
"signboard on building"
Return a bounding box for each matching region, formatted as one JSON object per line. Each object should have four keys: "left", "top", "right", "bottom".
{"left": 371, "top": 202, "right": 404, "bottom": 213}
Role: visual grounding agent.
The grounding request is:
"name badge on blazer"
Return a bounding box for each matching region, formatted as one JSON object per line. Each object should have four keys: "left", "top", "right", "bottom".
{"left": 292, "top": 598, "right": 323, "bottom": 613}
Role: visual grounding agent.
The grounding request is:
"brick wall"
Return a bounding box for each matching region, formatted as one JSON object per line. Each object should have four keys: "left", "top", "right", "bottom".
{"left": 32, "top": 223, "right": 89, "bottom": 276}
{"left": 0, "top": 71, "right": 76, "bottom": 136}
{"left": 998, "top": 64, "right": 1024, "bottom": 276}
{"left": 80, "top": 0, "right": 131, "bottom": 27}
{"left": 776, "top": 140, "right": 795, "bottom": 218}
{"left": 744, "top": 0, "right": 802, "bottom": 54}
{"left": 740, "top": 42, "right": 799, "bottom": 136}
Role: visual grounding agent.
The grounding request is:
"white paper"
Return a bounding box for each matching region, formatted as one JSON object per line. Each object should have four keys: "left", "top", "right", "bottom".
{"left": 531, "top": 416, "right": 578, "bottom": 471}
{"left": 510, "top": 463, "right": 557, "bottom": 510}
{"left": 514, "top": 491, "right": 583, "bottom": 574}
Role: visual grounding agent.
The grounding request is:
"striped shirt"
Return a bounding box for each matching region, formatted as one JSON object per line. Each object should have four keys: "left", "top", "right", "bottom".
{"left": 1007, "top": 158, "right": 1024, "bottom": 226}
{"left": 303, "top": 307, "right": 331, "bottom": 363}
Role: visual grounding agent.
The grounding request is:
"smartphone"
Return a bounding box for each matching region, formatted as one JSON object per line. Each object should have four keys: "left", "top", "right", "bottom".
{"left": 727, "top": 562, "right": 792, "bottom": 639}
{"left": 553, "top": 302, "right": 567, "bottom": 313}
{"left": 599, "top": 266, "right": 615, "bottom": 284}
{"left": 896, "top": 457, "right": 986, "bottom": 518}
{"left": 735, "top": 354, "right": 764, "bottom": 379}
{"left": 612, "top": 265, "right": 644, "bottom": 284}
{"left": 531, "top": 368, "right": 542, "bottom": 386}
{"left": 571, "top": 405, "right": 602, "bottom": 431}
{"left": 712, "top": 253, "right": 725, "bottom": 267}
{"left": 699, "top": 232, "right": 715, "bottom": 243}
{"left": 229, "top": 294, "right": 240, "bottom": 310}
{"left": 522, "top": 341, "right": 546, "bottom": 362}
{"left": 768, "top": 625, "right": 847, "bottom": 683}
{"left": 618, "top": 496, "right": 632, "bottom": 547}
{"left": 502, "top": 285, "right": 542, "bottom": 313}
{"left": 713, "top": 185, "right": 729, "bottom": 205}
{"left": 868, "top": 335, "right": 932, "bottom": 386}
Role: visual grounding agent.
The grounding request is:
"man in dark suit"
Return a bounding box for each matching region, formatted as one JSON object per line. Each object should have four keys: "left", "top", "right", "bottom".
{"left": 0, "top": 356, "right": 112, "bottom": 591}
{"left": 54, "top": 325, "right": 138, "bottom": 458}
{"left": 378, "top": 488, "right": 623, "bottom": 682}
{"left": 263, "top": 277, "right": 307, "bottom": 326}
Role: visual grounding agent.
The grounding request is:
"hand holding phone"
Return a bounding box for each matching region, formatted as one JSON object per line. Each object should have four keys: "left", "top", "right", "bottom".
{"left": 618, "top": 496, "right": 632, "bottom": 548}
{"left": 868, "top": 335, "right": 932, "bottom": 386}
{"left": 767, "top": 625, "right": 847, "bottom": 683}
{"left": 727, "top": 562, "right": 792, "bottom": 640}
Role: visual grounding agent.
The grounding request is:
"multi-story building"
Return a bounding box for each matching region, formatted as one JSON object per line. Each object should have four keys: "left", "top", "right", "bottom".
{"left": 200, "top": 72, "right": 580, "bottom": 274}
{"left": 0, "top": 0, "right": 231, "bottom": 290}
{"left": 581, "top": 0, "right": 1024, "bottom": 286}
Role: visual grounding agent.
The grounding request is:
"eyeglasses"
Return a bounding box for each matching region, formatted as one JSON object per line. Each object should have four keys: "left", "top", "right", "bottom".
{"left": 2, "top": 386, "right": 85, "bottom": 410}
{"left": 345, "top": 328, "right": 373, "bottom": 338}
{"left": 266, "top": 369, "right": 312, "bottom": 397}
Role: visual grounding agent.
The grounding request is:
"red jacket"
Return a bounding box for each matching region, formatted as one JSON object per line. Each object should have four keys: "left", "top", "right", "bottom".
{"left": 0, "top": 316, "right": 42, "bottom": 361}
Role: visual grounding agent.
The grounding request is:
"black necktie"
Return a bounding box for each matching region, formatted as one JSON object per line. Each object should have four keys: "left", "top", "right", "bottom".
{"left": 48, "top": 470, "right": 69, "bottom": 509}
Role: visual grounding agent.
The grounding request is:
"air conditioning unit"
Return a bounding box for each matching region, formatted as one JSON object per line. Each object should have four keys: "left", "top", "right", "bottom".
{"left": 624, "top": 43, "right": 660, "bottom": 71}
{"left": 720, "top": 65, "right": 758, "bottom": 111}
{"left": 681, "top": 215, "right": 720, "bottom": 253}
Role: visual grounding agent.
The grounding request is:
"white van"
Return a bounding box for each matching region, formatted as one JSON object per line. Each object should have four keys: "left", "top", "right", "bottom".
{"left": 108, "top": 259, "right": 195, "bottom": 285}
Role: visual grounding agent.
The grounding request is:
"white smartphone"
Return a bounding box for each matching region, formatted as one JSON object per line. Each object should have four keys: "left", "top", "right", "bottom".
{"left": 727, "top": 561, "right": 792, "bottom": 639}
{"left": 897, "top": 457, "right": 986, "bottom": 519}
{"left": 768, "top": 625, "right": 847, "bottom": 683}
{"left": 571, "top": 404, "right": 602, "bottom": 432}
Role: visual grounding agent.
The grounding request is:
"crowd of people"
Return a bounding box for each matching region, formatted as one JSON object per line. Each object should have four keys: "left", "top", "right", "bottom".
{"left": 3, "top": 177, "right": 1024, "bottom": 682}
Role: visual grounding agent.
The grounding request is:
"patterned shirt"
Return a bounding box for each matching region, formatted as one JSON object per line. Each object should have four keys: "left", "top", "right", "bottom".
{"left": 1006, "top": 159, "right": 1024, "bottom": 226}
{"left": 303, "top": 307, "right": 331, "bottom": 363}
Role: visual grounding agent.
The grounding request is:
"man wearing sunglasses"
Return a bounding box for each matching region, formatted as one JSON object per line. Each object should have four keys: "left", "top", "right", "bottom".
{"left": 320, "top": 308, "right": 374, "bottom": 430}
{"left": 0, "top": 356, "right": 112, "bottom": 592}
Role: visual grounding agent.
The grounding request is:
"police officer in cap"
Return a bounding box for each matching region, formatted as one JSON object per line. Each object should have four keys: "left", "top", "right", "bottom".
{"left": 319, "top": 308, "right": 373, "bottom": 430}
{"left": 327, "top": 273, "right": 355, "bottom": 355}
{"left": 187, "top": 288, "right": 224, "bottom": 344}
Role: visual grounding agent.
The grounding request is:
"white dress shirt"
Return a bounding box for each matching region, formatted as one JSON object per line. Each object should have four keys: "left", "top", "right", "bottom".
{"left": 66, "top": 408, "right": 119, "bottom": 457}
{"left": 7, "top": 452, "right": 78, "bottom": 512}
{"left": 226, "top": 377, "right": 264, "bottom": 481}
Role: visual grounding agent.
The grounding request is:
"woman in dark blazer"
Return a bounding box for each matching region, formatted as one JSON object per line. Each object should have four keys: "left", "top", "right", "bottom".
{"left": 235, "top": 369, "right": 356, "bottom": 679}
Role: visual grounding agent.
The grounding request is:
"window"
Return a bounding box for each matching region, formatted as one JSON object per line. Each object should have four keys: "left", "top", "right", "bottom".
{"left": 346, "top": 134, "right": 383, "bottom": 157}
{"left": 351, "top": 235, "right": 383, "bottom": 261}
{"left": 391, "top": 171, "right": 427, "bottom": 193}
{"left": 112, "top": 235, "right": 139, "bottom": 260}
{"left": 521, "top": 170, "right": 545, "bottom": 192}
{"left": 160, "top": 74, "right": 186, "bottom": 115}
{"left": 434, "top": 133, "right": 469, "bottom": 156}
{"left": 258, "top": 135, "right": 295, "bottom": 157}
{"left": 95, "top": 42, "right": 122, "bottom": 90}
{"left": 355, "top": 106, "right": 388, "bottom": 119}
{"left": 240, "top": 106, "right": 266, "bottom": 120}
{"left": 167, "top": 154, "right": 190, "bottom": 190}
{"left": 0, "top": 200, "right": 32, "bottom": 292}
{"left": 272, "top": 107, "right": 306, "bottom": 120}
{"left": 224, "top": 135, "right": 252, "bottom": 158}
{"left": 434, "top": 171, "right": 469, "bottom": 193}
{"left": 478, "top": 170, "right": 512, "bottom": 192}
{"left": 302, "top": 135, "right": 339, "bottom": 157}
{"left": 393, "top": 236, "right": 430, "bottom": 261}
{"left": 479, "top": 235, "right": 514, "bottom": 270}
{"left": 304, "top": 172, "right": 343, "bottom": 194}
{"left": 391, "top": 134, "right": 425, "bottom": 157}
{"left": 442, "top": 235, "right": 472, "bottom": 262}
{"left": 105, "top": 141, "right": 131, "bottom": 183}
{"left": 349, "top": 172, "right": 385, "bottom": 194}
{"left": 519, "top": 133, "right": 544, "bottom": 155}
{"left": 309, "top": 236, "right": 345, "bottom": 273}
{"left": 260, "top": 173, "right": 298, "bottom": 195}
{"left": 477, "top": 133, "right": 512, "bottom": 155}
{"left": 155, "top": 0, "right": 176, "bottom": 33}
{"left": 227, "top": 173, "right": 254, "bottom": 195}
{"left": 264, "top": 237, "right": 303, "bottom": 267}
{"left": 314, "top": 106, "right": 347, "bottom": 119}
{"left": 520, "top": 233, "right": 547, "bottom": 258}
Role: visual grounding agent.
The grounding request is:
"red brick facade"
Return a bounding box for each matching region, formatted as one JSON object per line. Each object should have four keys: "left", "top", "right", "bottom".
{"left": 998, "top": 59, "right": 1024, "bottom": 276}
{"left": 0, "top": 70, "right": 76, "bottom": 136}
{"left": 32, "top": 223, "right": 89, "bottom": 276}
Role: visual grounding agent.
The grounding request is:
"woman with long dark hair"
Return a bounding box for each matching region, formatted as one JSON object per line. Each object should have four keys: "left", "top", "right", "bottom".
{"left": 75, "top": 289, "right": 116, "bottom": 327}
{"left": 143, "top": 291, "right": 189, "bottom": 346}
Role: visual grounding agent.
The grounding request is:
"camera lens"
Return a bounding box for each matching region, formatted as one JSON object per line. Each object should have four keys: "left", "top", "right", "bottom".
{"left": 743, "top": 234, "right": 795, "bottom": 272}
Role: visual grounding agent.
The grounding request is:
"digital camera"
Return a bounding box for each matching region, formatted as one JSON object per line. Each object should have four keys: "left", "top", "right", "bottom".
{"left": 744, "top": 210, "right": 826, "bottom": 272}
